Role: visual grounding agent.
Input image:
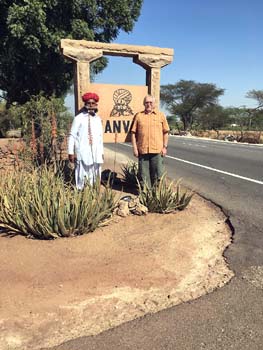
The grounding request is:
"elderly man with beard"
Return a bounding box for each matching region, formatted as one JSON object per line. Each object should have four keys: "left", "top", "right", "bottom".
{"left": 131, "top": 94, "right": 169, "bottom": 187}
{"left": 68, "top": 92, "right": 104, "bottom": 189}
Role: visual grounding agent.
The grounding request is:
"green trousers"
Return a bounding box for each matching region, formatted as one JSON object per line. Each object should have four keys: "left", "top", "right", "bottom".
{"left": 138, "top": 153, "right": 164, "bottom": 187}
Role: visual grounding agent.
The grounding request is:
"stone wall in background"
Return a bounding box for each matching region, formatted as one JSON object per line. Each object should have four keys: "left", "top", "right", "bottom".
{"left": 0, "top": 138, "right": 24, "bottom": 171}
{"left": 0, "top": 138, "right": 69, "bottom": 171}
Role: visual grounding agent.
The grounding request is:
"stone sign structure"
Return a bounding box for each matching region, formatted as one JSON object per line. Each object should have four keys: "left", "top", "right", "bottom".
{"left": 60, "top": 40, "right": 174, "bottom": 142}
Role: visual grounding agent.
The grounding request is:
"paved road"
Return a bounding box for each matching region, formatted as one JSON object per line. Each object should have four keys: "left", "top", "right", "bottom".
{"left": 49, "top": 137, "right": 263, "bottom": 350}
{"left": 164, "top": 137, "right": 263, "bottom": 271}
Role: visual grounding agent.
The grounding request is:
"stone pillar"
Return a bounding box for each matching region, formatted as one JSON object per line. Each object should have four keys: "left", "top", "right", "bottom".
{"left": 145, "top": 68, "right": 161, "bottom": 107}
{"left": 133, "top": 54, "right": 173, "bottom": 107}
{"left": 74, "top": 61, "right": 90, "bottom": 112}
{"left": 60, "top": 42, "right": 103, "bottom": 113}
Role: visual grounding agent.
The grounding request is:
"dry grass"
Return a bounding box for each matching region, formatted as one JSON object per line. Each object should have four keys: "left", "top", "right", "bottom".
{"left": 191, "top": 130, "right": 263, "bottom": 143}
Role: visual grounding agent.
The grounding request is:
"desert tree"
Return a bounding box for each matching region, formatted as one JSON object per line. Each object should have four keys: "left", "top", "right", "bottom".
{"left": 246, "top": 90, "right": 263, "bottom": 110}
{"left": 160, "top": 80, "right": 224, "bottom": 131}
{"left": 194, "top": 105, "right": 231, "bottom": 131}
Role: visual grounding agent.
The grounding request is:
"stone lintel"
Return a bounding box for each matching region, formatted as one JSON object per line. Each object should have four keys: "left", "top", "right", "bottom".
{"left": 61, "top": 39, "right": 174, "bottom": 59}
{"left": 60, "top": 39, "right": 174, "bottom": 115}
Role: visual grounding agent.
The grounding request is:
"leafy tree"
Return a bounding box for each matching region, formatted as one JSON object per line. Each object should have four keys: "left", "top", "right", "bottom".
{"left": 251, "top": 110, "right": 263, "bottom": 130}
{"left": 160, "top": 80, "right": 224, "bottom": 130}
{"left": 166, "top": 115, "right": 183, "bottom": 134}
{"left": 0, "top": 101, "right": 23, "bottom": 137}
{"left": 246, "top": 90, "right": 263, "bottom": 130}
{"left": 166, "top": 115, "right": 178, "bottom": 129}
{"left": 194, "top": 105, "right": 231, "bottom": 131}
{"left": 223, "top": 106, "right": 247, "bottom": 129}
{"left": 0, "top": 0, "right": 143, "bottom": 106}
{"left": 246, "top": 90, "right": 263, "bottom": 109}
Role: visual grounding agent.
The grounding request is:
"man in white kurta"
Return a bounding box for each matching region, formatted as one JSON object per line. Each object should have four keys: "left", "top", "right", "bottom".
{"left": 68, "top": 92, "right": 104, "bottom": 189}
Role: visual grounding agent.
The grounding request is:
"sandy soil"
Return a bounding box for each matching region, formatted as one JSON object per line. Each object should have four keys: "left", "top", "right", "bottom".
{"left": 0, "top": 148, "right": 234, "bottom": 350}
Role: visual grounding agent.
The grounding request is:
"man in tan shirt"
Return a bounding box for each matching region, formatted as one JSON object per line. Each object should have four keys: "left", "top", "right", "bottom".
{"left": 131, "top": 95, "right": 169, "bottom": 187}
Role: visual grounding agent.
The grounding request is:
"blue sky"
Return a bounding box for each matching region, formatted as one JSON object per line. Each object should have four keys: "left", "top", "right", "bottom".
{"left": 66, "top": 0, "right": 263, "bottom": 113}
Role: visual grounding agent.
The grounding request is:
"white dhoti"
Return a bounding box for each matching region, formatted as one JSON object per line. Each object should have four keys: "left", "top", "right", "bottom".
{"left": 68, "top": 111, "right": 104, "bottom": 190}
{"left": 75, "top": 161, "right": 101, "bottom": 189}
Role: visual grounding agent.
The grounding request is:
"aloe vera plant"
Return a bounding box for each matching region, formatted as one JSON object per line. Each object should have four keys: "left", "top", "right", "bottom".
{"left": 0, "top": 166, "right": 116, "bottom": 239}
{"left": 121, "top": 161, "right": 139, "bottom": 186}
{"left": 138, "top": 174, "right": 193, "bottom": 213}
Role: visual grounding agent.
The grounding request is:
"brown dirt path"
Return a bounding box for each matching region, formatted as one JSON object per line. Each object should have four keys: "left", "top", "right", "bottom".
{"left": 0, "top": 147, "right": 234, "bottom": 350}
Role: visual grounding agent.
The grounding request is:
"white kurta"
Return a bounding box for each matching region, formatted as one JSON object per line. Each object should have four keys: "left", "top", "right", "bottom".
{"left": 68, "top": 110, "right": 104, "bottom": 188}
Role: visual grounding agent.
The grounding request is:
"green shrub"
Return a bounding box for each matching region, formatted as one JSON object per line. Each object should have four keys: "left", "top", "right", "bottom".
{"left": 138, "top": 174, "right": 193, "bottom": 213}
{"left": 0, "top": 94, "right": 72, "bottom": 165}
{"left": 0, "top": 166, "right": 116, "bottom": 239}
{"left": 121, "top": 161, "right": 139, "bottom": 185}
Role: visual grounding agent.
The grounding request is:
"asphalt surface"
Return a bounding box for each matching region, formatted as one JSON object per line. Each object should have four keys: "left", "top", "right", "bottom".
{"left": 47, "top": 137, "right": 263, "bottom": 350}
{"left": 164, "top": 137, "right": 263, "bottom": 272}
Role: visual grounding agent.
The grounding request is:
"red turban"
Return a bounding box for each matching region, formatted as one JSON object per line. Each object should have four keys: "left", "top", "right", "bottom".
{"left": 82, "top": 92, "right": 99, "bottom": 102}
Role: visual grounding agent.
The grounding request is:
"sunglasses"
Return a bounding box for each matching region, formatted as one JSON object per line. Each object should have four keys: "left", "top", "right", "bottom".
{"left": 85, "top": 101, "right": 97, "bottom": 106}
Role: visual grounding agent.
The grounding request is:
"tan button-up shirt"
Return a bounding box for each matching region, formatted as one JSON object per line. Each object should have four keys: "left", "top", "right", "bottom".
{"left": 131, "top": 110, "right": 169, "bottom": 154}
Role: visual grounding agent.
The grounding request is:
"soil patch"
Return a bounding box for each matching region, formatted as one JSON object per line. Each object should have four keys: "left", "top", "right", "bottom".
{"left": 0, "top": 148, "right": 234, "bottom": 350}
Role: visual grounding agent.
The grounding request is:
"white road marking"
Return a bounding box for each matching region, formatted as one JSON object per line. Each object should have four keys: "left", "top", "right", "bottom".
{"left": 194, "top": 144, "right": 207, "bottom": 148}
{"left": 120, "top": 143, "right": 263, "bottom": 185}
{"left": 173, "top": 136, "right": 263, "bottom": 149}
{"left": 166, "top": 154, "right": 263, "bottom": 185}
